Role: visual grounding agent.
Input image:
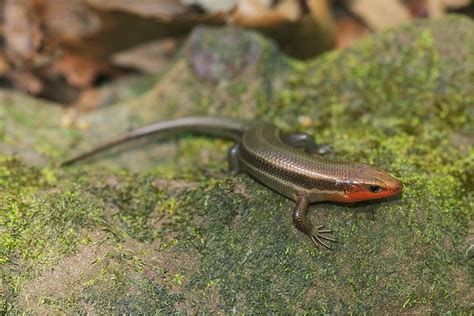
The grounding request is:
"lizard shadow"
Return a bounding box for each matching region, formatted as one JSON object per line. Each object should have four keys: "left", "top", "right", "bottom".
{"left": 310, "top": 194, "right": 404, "bottom": 221}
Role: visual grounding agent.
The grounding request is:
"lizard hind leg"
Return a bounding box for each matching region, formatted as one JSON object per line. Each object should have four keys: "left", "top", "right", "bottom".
{"left": 292, "top": 195, "right": 336, "bottom": 249}
{"left": 227, "top": 143, "right": 242, "bottom": 174}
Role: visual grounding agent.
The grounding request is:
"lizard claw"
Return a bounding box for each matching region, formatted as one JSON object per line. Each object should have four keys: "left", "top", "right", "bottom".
{"left": 310, "top": 228, "right": 336, "bottom": 250}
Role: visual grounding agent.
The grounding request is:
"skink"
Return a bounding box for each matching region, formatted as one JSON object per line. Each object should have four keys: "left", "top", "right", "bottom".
{"left": 63, "top": 117, "right": 403, "bottom": 249}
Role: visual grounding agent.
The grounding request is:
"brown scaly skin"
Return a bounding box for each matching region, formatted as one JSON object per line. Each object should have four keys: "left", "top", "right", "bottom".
{"left": 62, "top": 117, "right": 403, "bottom": 249}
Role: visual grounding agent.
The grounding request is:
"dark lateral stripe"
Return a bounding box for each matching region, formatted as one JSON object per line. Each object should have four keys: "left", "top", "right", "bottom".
{"left": 239, "top": 144, "right": 339, "bottom": 192}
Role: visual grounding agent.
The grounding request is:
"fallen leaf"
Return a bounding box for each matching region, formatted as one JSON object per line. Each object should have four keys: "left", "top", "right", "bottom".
{"left": 346, "top": 0, "right": 411, "bottom": 30}
{"left": 47, "top": 53, "right": 116, "bottom": 88}
{"left": 335, "top": 9, "right": 371, "bottom": 49}
{"left": 424, "top": 0, "right": 445, "bottom": 18}
{"left": 229, "top": 0, "right": 294, "bottom": 27}
{"left": 404, "top": 0, "right": 445, "bottom": 18}
{"left": 6, "top": 70, "right": 43, "bottom": 94}
{"left": 39, "top": 0, "right": 102, "bottom": 43}
{"left": 0, "top": 53, "right": 10, "bottom": 75}
{"left": 442, "top": 0, "right": 470, "bottom": 9}
{"left": 86, "top": 0, "right": 198, "bottom": 20}
{"left": 230, "top": 0, "right": 335, "bottom": 58}
{"left": 112, "top": 38, "right": 182, "bottom": 73}
{"left": 4, "top": 0, "right": 42, "bottom": 64}
{"left": 181, "top": 0, "right": 238, "bottom": 13}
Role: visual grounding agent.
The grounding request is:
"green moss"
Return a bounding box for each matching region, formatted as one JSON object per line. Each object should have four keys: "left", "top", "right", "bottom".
{"left": 80, "top": 266, "right": 184, "bottom": 314}
{"left": 0, "top": 158, "right": 192, "bottom": 313}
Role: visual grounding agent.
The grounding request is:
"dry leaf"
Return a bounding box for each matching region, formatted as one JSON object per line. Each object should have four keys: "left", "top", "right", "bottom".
{"left": 442, "top": 0, "right": 470, "bottom": 9}
{"left": 335, "top": 11, "right": 371, "bottom": 49}
{"left": 0, "top": 53, "right": 10, "bottom": 75}
{"left": 230, "top": 0, "right": 296, "bottom": 27}
{"left": 47, "top": 53, "right": 115, "bottom": 88}
{"left": 86, "top": 0, "right": 197, "bottom": 20}
{"left": 425, "top": 0, "right": 444, "bottom": 17}
{"left": 231, "top": 0, "right": 335, "bottom": 58}
{"left": 68, "top": 0, "right": 217, "bottom": 59}
{"left": 404, "top": 0, "right": 445, "bottom": 17}
{"left": 112, "top": 38, "right": 181, "bottom": 73}
{"left": 182, "top": 0, "right": 238, "bottom": 13}
{"left": 39, "top": 0, "right": 101, "bottom": 43}
{"left": 4, "top": 0, "right": 42, "bottom": 64}
{"left": 7, "top": 70, "right": 43, "bottom": 94}
{"left": 347, "top": 0, "right": 411, "bottom": 30}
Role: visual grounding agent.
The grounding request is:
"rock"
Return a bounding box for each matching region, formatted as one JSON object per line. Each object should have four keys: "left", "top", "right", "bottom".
{"left": 0, "top": 16, "right": 472, "bottom": 313}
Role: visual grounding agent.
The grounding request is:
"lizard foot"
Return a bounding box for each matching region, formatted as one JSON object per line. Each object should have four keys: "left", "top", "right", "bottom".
{"left": 310, "top": 225, "right": 336, "bottom": 249}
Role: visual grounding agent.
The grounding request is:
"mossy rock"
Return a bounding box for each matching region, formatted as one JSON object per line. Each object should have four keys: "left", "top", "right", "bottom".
{"left": 1, "top": 16, "right": 473, "bottom": 313}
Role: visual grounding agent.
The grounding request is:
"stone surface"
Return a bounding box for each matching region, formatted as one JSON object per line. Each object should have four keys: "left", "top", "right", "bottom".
{"left": 0, "top": 16, "right": 473, "bottom": 313}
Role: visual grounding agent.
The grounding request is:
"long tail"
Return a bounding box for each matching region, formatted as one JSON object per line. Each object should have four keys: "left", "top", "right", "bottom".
{"left": 62, "top": 116, "right": 252, "bottom": 166}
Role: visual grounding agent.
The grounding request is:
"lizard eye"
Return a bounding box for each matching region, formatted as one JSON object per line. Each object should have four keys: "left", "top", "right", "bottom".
{"left": 369, "top": 185, "right": 382, "bottom": 193}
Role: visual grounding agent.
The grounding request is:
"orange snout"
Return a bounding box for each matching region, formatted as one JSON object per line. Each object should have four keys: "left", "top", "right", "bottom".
{"left": 345, "top": 179, "right": 403, "bottom": 203}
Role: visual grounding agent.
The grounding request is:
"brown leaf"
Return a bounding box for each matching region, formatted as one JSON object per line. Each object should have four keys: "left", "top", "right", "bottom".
{"left": 346, "top": 0, "right": 411, "bottom": 30}
{"left": 112, "top": 38, "right": 182, "bottom": 73}
{"left": 4, "top": 0, "right": 42, "bottom": 64}
{"left": 39, "top": 0, "right": 102, "bottom": 43}
{"left": 230, "top": 0, "right": 335, "bottom": 58}
{"left": 426, "top": 0, "right": 445, "bottom": 17}
{"left": 442, "top": 0, "right": 470, "bottom": 9}
{"left": 335, "top": 12, "right": 371, "bottom": 49}
{"left": 58, "top": 0, "right": 219, "bottom": 60}
{"left": 47, "top": 53, "right": 116, "bottom": 88}
{"left": 6, "top": 70, "right": 43, "bottom": 94}
{"left": 230, "top": 0, "right": 298, "bottom": 27}
{"left": 0, "top": 53, "right": 10, "bottom": 75}
{"left": 404, "top": 0, "right": 445, "bottom": 18}
{"left": 181, "top": 0, "right": 238, "bottom": 13}
{"left": 86, "top": 0, "right": 198, "bottom": 20}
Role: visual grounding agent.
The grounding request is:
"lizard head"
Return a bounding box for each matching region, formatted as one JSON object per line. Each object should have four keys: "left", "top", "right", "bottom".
{"left": 334, "top": 162, "right": 403, "bottom": 203}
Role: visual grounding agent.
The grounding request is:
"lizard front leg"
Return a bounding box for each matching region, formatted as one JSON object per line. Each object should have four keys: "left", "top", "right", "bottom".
{"left": 292, "top": 195, "right": 335, "bottom": 249}
{"left": 227, "top": 143, "right": 241, "bottom": 174}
